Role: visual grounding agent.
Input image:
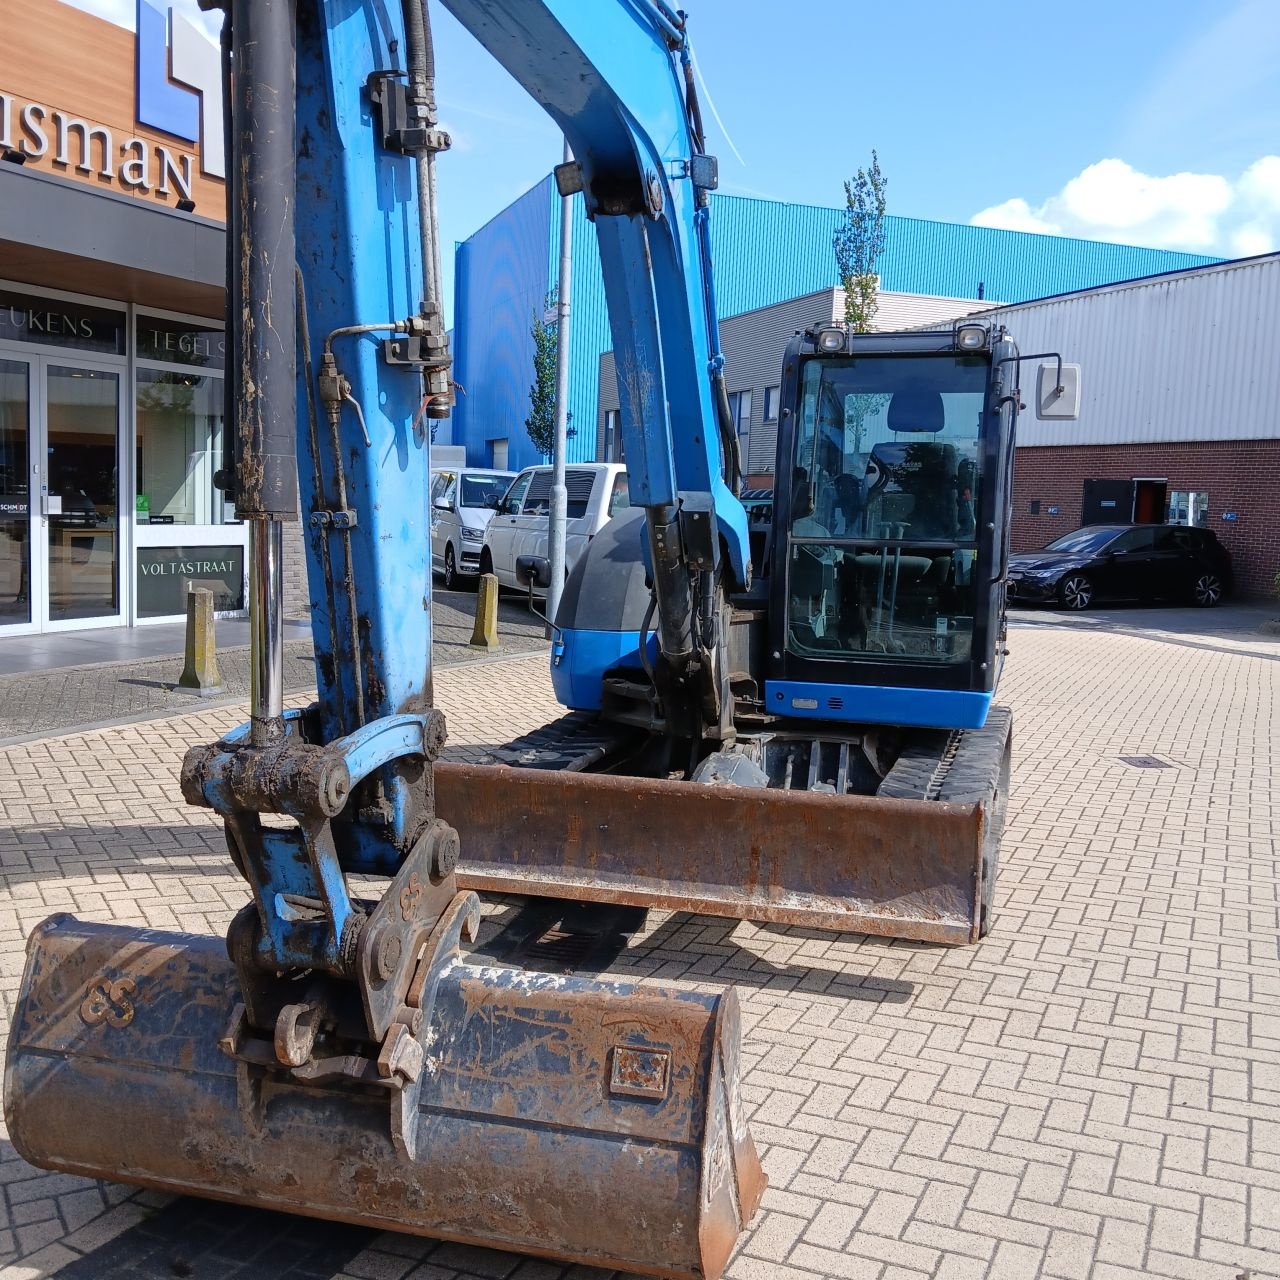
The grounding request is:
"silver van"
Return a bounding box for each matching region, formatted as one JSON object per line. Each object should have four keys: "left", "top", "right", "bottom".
{"left": 429, "top": 467, "right": 514, "bottom": 589}
{"left": 479, "top": 462, "right": 629, "bottom": 594}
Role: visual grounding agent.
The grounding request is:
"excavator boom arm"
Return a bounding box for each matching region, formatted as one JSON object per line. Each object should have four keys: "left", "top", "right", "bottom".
{"left": 443, "top": 0, "right": 750, "bottom": 716}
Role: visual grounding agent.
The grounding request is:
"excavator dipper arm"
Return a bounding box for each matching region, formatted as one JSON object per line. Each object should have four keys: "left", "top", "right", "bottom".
{"left": 443, "top": 0, "right": 751, "bottom": 737}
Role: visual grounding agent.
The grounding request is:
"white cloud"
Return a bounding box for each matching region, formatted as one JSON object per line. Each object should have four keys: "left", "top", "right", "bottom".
{"left": 971, "top": 157, "right": 1280, "bottom": 258}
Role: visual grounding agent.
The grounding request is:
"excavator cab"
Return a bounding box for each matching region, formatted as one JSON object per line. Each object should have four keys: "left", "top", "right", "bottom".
{"left": 767, "top": 323, "right": 1018, "bottom": 730}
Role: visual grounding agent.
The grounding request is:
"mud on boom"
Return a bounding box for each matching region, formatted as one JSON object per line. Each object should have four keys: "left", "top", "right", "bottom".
{"left": 4, "top": 3, "right": 765, "bottom": 1277}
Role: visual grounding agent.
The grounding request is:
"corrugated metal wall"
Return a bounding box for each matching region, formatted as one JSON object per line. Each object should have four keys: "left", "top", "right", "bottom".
{"left": 874, "top": 291, "right": 987, "bottom": 329}
{"left": 980, "top": 254, "right": 1280, "bottom": 447}
{"left": 455, "top": 179, "right": 1223, "bottom": 469}
{"left": 452, "top": 176, "right": 555, "bottom": 472}
{"left": 549, "top": 189, "right": 611, "bottom": 466}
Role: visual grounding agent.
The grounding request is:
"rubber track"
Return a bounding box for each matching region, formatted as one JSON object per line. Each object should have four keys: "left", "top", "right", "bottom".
{"left": 478, "top": 712, "right": 635, "bottom": 772}
{"left": 876, "top": 706, "right": 1013, "bottom": 805}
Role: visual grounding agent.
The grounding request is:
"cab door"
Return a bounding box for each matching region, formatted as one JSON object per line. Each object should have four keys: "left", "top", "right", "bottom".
{"left": 486, "top": 469, "right": 532, "bottom": 585}
{"left": 514, "top": 470, "right": 552, "bottom": 574}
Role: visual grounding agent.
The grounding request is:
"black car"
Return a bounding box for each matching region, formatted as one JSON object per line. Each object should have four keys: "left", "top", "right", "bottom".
{"left": 1007, "top": 524, "right": 1232, "bottom": 610}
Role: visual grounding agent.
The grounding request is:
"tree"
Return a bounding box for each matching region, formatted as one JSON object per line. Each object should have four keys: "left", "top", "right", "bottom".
{"left": 832, "top": 150, "right": 888, "bottom": 332}
{"left": 833, "top": 153, "right": 889, "bottom": 453}
{"left": 524, "top": 291, "right": 574, "bottom": 458}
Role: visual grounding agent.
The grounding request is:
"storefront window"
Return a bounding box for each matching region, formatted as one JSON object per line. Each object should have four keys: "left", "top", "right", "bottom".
{"left": 135, "top": 369, "right": 225, "bottom": 525}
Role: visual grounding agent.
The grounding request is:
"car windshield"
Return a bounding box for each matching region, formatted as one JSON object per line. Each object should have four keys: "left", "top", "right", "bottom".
{"left": 787, "top": 353, "right": 990, "bottom": 665}
{"left": 1043, "top": 528, "right": 1121, "bottom": 555}
{"left": 460, "top": 475, "right": 510, "bottom": 508}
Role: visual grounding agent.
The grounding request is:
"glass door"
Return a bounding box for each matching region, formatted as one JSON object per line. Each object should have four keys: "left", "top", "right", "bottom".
{"left": 0, "top": 357, "right": 34, "bottom": 632}
{"left": 41, "top": 361, "right": 124, "bottom": 627}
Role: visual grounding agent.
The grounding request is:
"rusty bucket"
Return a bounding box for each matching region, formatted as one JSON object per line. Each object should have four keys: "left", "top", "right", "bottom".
{"left": 5, "top": 914, "right": 765, "bottom": 1279}
{"left": 441, "top": 762, "right": 994, "bottom": 945}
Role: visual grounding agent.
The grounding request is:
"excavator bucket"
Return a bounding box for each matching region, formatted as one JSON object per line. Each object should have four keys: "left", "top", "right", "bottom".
{"left": 6, "top": 913, "right": 765, "bottom": 1280}
{"left": 441, "top": 755, "right": 1004, "bottom": 946}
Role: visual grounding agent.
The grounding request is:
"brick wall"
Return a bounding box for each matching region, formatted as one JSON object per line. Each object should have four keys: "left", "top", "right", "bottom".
{"left": 1011, "top": 440, "right": 1280, "bottom": 598}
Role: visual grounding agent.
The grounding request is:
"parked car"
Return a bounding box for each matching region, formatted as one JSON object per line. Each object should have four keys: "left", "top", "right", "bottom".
{"left": 429, "top": 467, "right": 514, "bottom": 589}
{"left": 1007, "top": 523, "right": 1232, "bottom": 610}
{"left": 479, "top": 462, "right": 629, "bottom": 593}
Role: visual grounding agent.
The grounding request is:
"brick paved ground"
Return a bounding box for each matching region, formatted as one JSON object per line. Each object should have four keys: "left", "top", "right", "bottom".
{"left": 0, "top": 588, "right": 547, "bottom": 743}
{"left": 0, "top": 612, "right": 1277, "bottom": 1280}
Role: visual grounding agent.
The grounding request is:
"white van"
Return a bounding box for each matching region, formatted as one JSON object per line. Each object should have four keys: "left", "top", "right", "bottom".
{"left": 479, "top": 462, "right": 629, "bottom": 593}
{"left": 429, "top": 467, "right": 514, "bottom": 589}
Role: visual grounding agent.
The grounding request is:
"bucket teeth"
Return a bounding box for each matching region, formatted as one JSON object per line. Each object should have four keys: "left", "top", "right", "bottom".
{"left": 5, "top": 914, "right": 765, "bottom": 1280}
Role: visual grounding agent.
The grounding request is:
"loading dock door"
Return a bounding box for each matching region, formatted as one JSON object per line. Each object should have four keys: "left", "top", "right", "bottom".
{"left": 1132, "top": 479, "right": 1167, "bottom": 523}
{"left": 1082, "top": 479, "right": 1134, "bottom": 524}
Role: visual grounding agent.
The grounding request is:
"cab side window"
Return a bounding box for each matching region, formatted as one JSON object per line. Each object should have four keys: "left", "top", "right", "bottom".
{"left": 566, "top": 470, "right": 594, "bottom": 519}
{"left": 522, "top": 472, "right": 552, "bottom": 517}
{"left": 501, "top": 471, "right": 533, "bottom": 514}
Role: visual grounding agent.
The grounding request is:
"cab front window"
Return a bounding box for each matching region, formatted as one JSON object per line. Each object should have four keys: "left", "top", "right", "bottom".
{"left": 787, "top": 354, "right": 989, "bottom": 664}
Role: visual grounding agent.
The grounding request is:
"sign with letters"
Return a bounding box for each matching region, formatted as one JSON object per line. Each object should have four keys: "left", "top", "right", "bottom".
{"left": 136, "top": 544, "right": 244, "bottom": 618}
{"left": 136, "top": 316, "right": 225, "bottom": 370}
{"left": 0, "top": 1, "right": 224, "bottom": 207}
{"left": 0, "top": 289, "right": 126, "bottom": 355}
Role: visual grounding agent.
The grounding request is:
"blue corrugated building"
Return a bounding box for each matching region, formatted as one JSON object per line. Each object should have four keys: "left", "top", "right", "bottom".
{"left": 450, "top": 176, "right": 1220, "bottom": 473}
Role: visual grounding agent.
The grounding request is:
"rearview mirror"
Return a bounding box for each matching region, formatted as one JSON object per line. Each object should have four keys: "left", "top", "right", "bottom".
{"left": 432, "top": 495, "right": 451, "bottom": 511}
{"left": 483, "top": 493, "right": 501, "bottom": 510}
{"left": 1035, "top": 361, "right": 1081, "bottom": 420}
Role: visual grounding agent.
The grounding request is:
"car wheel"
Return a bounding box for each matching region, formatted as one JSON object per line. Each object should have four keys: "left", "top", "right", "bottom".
{"left": 479, "top": 548, "right": 494, "bottom": 579}
{"left": 1058, "top": 573, "right": 1093, "bottom": 610}
{"left": 1192, "top": 571, "right": 1223, "bottom": 607}
{"left": 443, "top": 544, "right": 459, "bottom": 591}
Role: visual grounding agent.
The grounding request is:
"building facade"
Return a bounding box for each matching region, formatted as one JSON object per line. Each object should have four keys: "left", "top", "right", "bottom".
{"left": 0, "top": 0, "right": 316, "bottom": 636}
{"left": 594, "top": 255, "right": 1280, "bottom": 599}
{"left": 981, "top": 253, "right": 1280, "bottom": 598}
{"left": 597, "top": 286, "right": 989, "bottom": 485}
{"left": 450, "top": 176, "right": 1220, "bottom": 475}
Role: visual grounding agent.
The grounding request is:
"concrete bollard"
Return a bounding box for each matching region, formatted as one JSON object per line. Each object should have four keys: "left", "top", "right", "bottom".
{"left": 178, "top": 587, "right": 224, "bottom": 696}
{"left": 469, "top": 573, "right": 500, "bottom": 651}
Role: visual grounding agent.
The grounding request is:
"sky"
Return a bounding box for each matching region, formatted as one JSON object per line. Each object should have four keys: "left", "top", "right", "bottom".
{"left": 69, "top": 0, "right": 1280, "bottom": 320}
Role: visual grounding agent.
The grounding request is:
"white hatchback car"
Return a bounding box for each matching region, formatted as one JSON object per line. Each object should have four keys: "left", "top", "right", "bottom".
{"left": 429, "top": 467, "right": 514, "bottom": 589}
{"left": 479, "top": 462, "right": 629, "bottom": 593}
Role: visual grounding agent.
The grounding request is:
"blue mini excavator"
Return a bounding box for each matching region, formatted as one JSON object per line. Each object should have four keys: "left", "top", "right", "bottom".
{"left": 435, "top": 8, "right": 1078, "bottom": 946}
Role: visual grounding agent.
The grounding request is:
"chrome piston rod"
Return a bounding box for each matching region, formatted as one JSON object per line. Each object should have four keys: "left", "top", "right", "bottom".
{"left": 250, "top": 518, "right": 285, "bottom": 745}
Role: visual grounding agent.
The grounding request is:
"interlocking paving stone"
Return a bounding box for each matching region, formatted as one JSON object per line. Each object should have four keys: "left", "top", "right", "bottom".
{"left": 0, "top": 611, "right": 1276, "bottom": 1278}
{"left": 0, "top": 588, "right": 548, "bottom": 742}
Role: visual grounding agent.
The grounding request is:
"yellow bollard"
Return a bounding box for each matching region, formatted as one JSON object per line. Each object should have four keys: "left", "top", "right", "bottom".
{"left": 178, "top": 587, "right": 224, "bottom": 696}
{"left": 469, "top": 573, "right": 500, "bottom": 651}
